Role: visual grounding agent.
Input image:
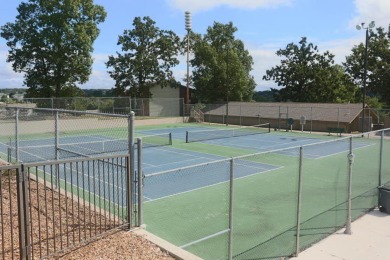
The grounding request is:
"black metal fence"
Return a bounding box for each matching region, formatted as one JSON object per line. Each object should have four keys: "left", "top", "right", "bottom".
{"left": 0, "top": 154, "right": 132, "bottom": 259}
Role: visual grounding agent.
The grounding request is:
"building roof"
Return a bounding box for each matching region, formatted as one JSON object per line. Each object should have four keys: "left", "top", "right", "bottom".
{"left": 204, "top": 102, "right": 368, "bottom": 123}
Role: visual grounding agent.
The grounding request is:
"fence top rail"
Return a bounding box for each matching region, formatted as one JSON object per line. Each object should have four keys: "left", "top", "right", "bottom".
{"left": 6, "top": 106, "right": 130, "bottom": 118}
{"left": 22, "top": 153, "right": 130, "bottom": 168}
{"left": 0, "top": 163, "right": 21, "bottom": 171}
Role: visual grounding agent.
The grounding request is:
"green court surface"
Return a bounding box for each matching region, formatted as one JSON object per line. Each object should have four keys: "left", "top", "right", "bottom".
{"left": 142, "top": 130, "right": 390, "bottom": 260}
{"left": 2, "top": 119, "right": 389, "bottom": 259}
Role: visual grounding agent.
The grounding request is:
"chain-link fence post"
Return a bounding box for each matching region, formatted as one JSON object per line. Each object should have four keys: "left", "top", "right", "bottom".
{"left": 310, "top": 107, "right": 313, "bottom": 133}
{"left": 344, "top": 137, "right": 354, "bottom": 235}
{"left": 137, "top": 138, "right": 143, "bottom": 227}
{"left": 55, "top": 111, "right": 60, "bottom": 189}
{"left": 127, "top": 111, "right": 135, "bottom": 229}
{"left": 15, "top": 108, "right": 19, "bottom": 162}
{"left": 228, "top": 158, "right": 234, "bottom": 260}
{"left": 337, "top": 108, "right": 340, "bottom": 128}
{"left": 295, "top": 147, "right": 303, "bottom": 256}
{"left": 379, "top": 130, "right": 384, "bottom": 187}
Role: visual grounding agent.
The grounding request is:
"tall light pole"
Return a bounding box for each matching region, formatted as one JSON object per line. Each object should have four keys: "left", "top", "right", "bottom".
{"left": 226, "top": 42, "right": 230, "bottom": 126}
{"left": 185, "top": 11, "right": 191, "bottom": 112}
{"left": 356, "top": 21, "right": 375, "bottom": 133}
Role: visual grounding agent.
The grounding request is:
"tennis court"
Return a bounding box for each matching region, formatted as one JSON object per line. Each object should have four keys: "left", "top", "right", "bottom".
{"left": 0, "top": 128, "right": 281, "bottom": 203}
{"left": 1, "top": 114, "right": 388, "bottom": 260}
{"left": 136, "top": 125, "right": 389, "bottom": 260}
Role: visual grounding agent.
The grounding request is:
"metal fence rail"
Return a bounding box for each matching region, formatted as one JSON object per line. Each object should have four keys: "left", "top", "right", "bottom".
{"left": 0, "top": 154, "right": 133, "bottom": 259}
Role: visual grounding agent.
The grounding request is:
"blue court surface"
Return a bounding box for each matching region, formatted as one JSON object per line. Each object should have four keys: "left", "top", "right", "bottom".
{"left": 140, "top": 146, "right": 280, "bottom": 202}
{"left": 137, "top": 126, "right": 374, "bottom": 159}
{"left": 0, "top": 127, "right": 374, "bottom": 206}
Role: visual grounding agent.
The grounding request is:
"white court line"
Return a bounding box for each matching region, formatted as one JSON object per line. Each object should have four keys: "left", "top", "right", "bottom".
{"left": 144, "top": 157, "right": 209, "bottom": 170}
{"left": 143, "top": 195, "right": 153, "bottom": 201}
{"left": 13, "top": 148, "right": 49, "bottom": 162}
{"left": 41, "top": 159, "right": 128, "bottom": 202}
{"left": 313, "top": 142, "right": 376, "bottom": 160}
{"left": 180, "top": 229, "right": 230, "bottom": 249}
{"left": 144, "top": 166, "right": 283, "bottom": 203}
{"left": 234, "top": 161, "right": 280, "bottom": 171}
{"left": 152, "top": 145, "right": 223, "bottom": 160}
{"left": 142, "top": 146, "right": 224, "bottom": 170}
{"left": 206, "top": 136, "right": 319, "bottom": 152}
{"left": 57, "top": 162, "right": 127, "bottom": 206}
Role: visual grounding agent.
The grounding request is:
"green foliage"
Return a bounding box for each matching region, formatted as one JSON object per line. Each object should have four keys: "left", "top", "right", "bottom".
{"left": 252, "top": 90, "right": 276, "bottom": 102}
{"left": 191, "top": 22, "right": 255, "bottom": 103}
{"left": 366, "top": 96, "right": 383, "bottom": 109}
{"left": 106, "top": 16, "right": 181, "bottom": 98}
{"left": 83, "top": 89, "right": 113, "bottom": 97}
{"left": 1, "top": 95, "right": 8, "bottom": 103}
{"left": 264, "top": 37, "right": 358, "bottom": 103}
{"left": 343, "top": 26, "right": 390, "bottom": 108}
{"left": 0, "top": 0, "right": 106, "bottom": 98}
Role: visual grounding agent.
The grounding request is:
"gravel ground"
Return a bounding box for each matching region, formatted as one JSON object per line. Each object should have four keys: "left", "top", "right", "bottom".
{"left": 0, "top": 162, "right": 175, "bottom": 260}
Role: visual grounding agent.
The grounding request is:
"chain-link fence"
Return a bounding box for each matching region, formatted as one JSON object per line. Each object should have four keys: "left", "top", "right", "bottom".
{"left": 186, "top": 103, "right": 390, "bottom": 134}
{"left": 20, "top": 97, "right": 185, "bottom": 117}
{"left": 2, "top": 103, "right": 390, "bottom": 259}
{"left": 0, "top": 107, "right": 137, "bottom": 259}
{"left": 0, "top": 107, "right": 131, "bottom": 164}
{"left": 140, "top": 128, "right": 390, "bottom": 260}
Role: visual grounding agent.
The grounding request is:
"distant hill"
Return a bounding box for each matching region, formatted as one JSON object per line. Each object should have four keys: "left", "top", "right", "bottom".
{"left": 252, "top": 90, "right": 275, "bottom": 102}
{"left": 0, "top": 88, "right": 27, "bottom": 95}
{"left": 83, "top": 89, "right": 113, "bottom": 97}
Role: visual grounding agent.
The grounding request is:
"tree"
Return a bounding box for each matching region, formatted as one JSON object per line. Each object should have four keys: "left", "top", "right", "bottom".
{"left": 106, "top": 16, "right": 181, "bottom": 98}
{"left": 0, "top": 0, "right": 106, "bottom": 98}
{"left": 252, "top": 90, "right": 276, "bottom": 102}
{"left": 343, "top": 26, "right": 390, "bottom": 107}
{"left": 191, "top": 22, "right": 255, "bottom": 103}
{"left": 263, "top": 37, "right": 358, "bottom": 103}
{"left": 1, "top": 95, "right": 8, "bottom": 103}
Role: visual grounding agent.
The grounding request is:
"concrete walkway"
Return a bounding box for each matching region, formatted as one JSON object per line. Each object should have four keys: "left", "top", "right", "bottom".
{"left": 292, "top": 209, "right": 390, "bottom": 260}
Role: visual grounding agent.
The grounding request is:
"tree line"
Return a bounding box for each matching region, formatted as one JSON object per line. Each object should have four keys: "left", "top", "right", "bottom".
{"left": 1, "top": 0, "right": 390, "bottom": 108}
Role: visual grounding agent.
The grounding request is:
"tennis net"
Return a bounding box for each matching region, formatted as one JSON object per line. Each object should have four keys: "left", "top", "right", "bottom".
{"left": 138, "top": 132, "right": 172, "bottom": 148}
{"left": 186, "top": 123, "right": 271, "bottom": 143}
{"left": 6, "top": 132, "right": 172, "bottom": 162}
{"left": 58, "top": 133, "right": 172, "bottom": 158}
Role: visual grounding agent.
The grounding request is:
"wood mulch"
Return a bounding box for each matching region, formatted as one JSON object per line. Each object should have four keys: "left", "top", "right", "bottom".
{"left": 0, "top": 165, "right": 175, "bottom": 260}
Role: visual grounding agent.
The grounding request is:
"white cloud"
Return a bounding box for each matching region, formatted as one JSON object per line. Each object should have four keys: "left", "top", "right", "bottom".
{"left": 249, "top": 48, "right": 281, "bottom": 91}
{"left": 0, "top": 49, "right": 114, "bottom": 90}
{"left": 246, "top": 35, "right": 365, "bottom": 91}
{"left": 0, "top": 48, "right": 25, "bottom": 88}
{"left": 166, "top": 0, "right": 292, "bottom": 13}
{"left": 80, "top": 70, "right": 114, "bottom": 89}
{"left": 350, "top": 0, "right": 390, "bottom": 29}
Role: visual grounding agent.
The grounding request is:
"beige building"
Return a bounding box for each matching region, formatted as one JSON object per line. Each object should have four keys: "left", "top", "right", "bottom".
{"left": 201, "top": 102, "right": 380, "bottom": 133}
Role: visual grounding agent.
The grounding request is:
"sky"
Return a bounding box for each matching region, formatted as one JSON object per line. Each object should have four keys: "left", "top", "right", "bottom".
{"left": 0, "top": 0, "right": 390, "bottom": 91}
